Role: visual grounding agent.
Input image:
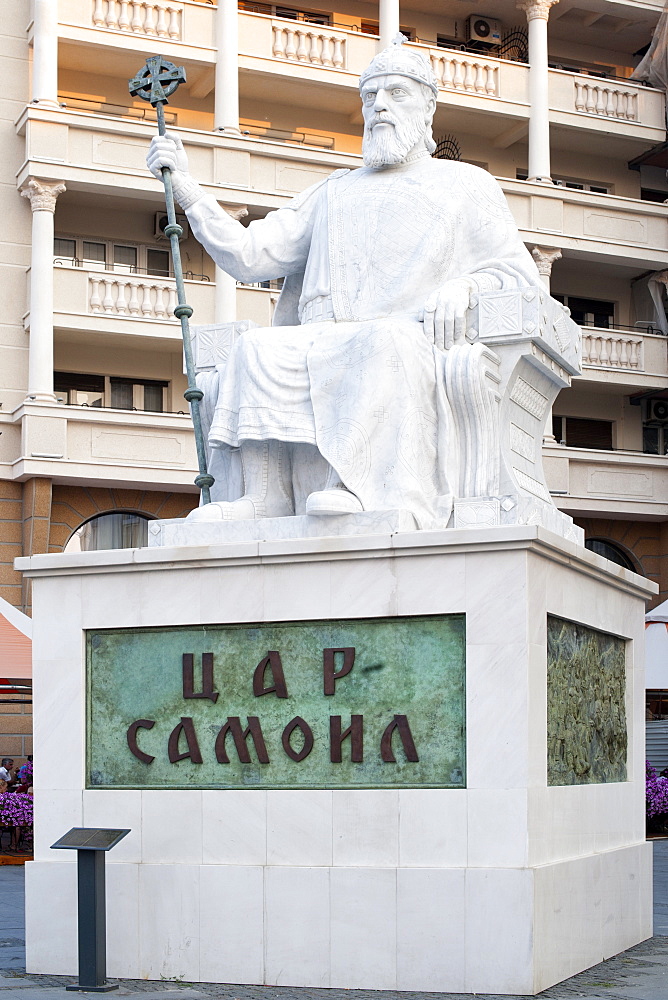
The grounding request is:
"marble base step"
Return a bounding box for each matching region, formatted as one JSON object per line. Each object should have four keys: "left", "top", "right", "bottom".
{"left": 148, "top": 508, "right": 422, "bottom": 547}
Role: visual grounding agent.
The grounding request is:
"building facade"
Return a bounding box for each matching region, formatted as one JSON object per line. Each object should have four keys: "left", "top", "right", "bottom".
{"left": 1, "top": 0, "right": 667, "bottom": 619}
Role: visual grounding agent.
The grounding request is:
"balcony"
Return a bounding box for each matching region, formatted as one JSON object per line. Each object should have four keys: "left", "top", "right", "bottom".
{"left": 51, "top": 7, "right": 665, "bottom": 144}
{"left": 501, "top": 180, "right": 668, "bottom": 270}
{"left": 4, "top": 400, "right": 197, "bottom": 488}
{"left": 242, "top": 15, "right": 663, "bottom": 142}
{"left": 549, "top": 68, "right": 664, "bottom": 136}
{"left": 49, "top": 263, "right": 214, "bottom": 341}
{"left": 57, "top": 0, "right": 216, "bottom": 62}
{"left": 18, "top": 105, "right": 668, "bottom": 269}
{"left": 578, "top": 325, "right": 668, "bottom": 391}
{"left": 17, "top": 105, "right": 360, "bottom": 208}
{"left": 545, "top": 445, "right": 668, "bottom": 519}
{"left": 47, "top": 264, "right": 277, "bottom": 339}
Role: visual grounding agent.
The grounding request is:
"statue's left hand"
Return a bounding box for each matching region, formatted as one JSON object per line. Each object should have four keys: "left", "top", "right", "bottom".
{"left": 423, "top": 278, "right": 475, "bottom": 351}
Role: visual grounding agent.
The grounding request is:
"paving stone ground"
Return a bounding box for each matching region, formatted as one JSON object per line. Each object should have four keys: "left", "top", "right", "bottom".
{"left": 1, "top": 843, "right": 667, "bottom": 1000}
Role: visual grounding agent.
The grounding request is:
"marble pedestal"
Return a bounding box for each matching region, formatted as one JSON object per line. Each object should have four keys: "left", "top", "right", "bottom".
{"left": 18, "top": 525, "right": 654, "bottom": 995}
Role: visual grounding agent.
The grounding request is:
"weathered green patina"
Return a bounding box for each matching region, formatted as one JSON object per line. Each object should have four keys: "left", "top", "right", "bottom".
{"left": 87, "top": 614, "right": 466, "bottom": 789}
{"left": 547, "top": 615, "right": 627, "bottom": 786}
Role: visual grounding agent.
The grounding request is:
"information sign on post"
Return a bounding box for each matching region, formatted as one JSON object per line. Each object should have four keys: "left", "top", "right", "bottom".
{"left": 52, "top": 827, "right": 130, "bottom": 992}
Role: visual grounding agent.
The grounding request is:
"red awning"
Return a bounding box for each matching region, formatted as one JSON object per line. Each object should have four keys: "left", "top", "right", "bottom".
{"left": 0, "top": 598, "right": 31, "bottom": 680}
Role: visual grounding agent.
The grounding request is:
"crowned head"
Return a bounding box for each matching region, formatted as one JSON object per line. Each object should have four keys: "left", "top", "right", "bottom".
{"left": 359, "top": 35, "right": 439, "bottom": 168}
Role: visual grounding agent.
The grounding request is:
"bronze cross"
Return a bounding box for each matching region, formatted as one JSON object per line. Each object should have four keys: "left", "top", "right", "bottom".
{"left": 129, "top": 55, "right": 186, "bottom": 111}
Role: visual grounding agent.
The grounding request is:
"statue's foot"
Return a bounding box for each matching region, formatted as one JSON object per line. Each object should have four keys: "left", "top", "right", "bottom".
{"left": 187, "top": 495, "right": 291, "bottom": 522}
{"left": 305, "top": 488, "right": 363, "bottom": 516}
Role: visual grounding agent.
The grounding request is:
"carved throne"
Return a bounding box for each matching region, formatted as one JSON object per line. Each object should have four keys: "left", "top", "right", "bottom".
{"left": 190, "top": 287, "right": 582, "bottom": 543}
{"left": 448, "top": 285, "right": 583, "bottom": 542}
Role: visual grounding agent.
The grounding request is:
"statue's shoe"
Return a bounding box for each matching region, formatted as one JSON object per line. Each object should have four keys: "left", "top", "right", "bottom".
{"left": 305, "top": 488, "right": 363, "bottom": 516}
{"left": 186, "top": 496, "right": 294, "bottom": 521}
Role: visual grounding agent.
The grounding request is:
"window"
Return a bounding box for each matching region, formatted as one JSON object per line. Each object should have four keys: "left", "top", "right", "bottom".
{"left": 82, "top": 241, "right": 106, "bottom": 267}
{"left": 641, "top": 189, "right": 668, "bottom": 204}
{"left": 113, "top": 244, "right": 138, "bottom": 273}
{"left": 55, "top": 371, "right": 168, "bottom": 412}
{"left": 146, "top": 248, "right": 170, "bottom": 277}
{"left": 361, "top": 21, "right": 414, "bottom": 39}
{"left": 552, "top": 295, "right": 614, "bottom": 329}
{"left": 585, "top": 538, "right": 635, "bottom": 570}
{"left": 54, "top": 236, "right": 177, "bottom": 278}
{"left": 54, "top": 237, "right": 76, "bottom": 262}
{"left": 238, "top": 2, "right": 330, "bottom": 24}
{"left": 64, "top": 512, "right": 151, "bottom": 553}
{"left": 549, "top": 60, "right": 615, "bottom": 79}
{"left": 552, "top": 416, "right": 614, "bottom": 450}
{"left": 238, "top": 277, "right": 284, "bottom": 290}
{"left": 643, "top": 425, "right": 668, "bottom": 456}
{"left": 554, "top": 180, "right": 610, "bottom": 194}
{"left": 516, "top": 171, "right": 611, "bottom": 194}
{"left": 643, "top": 401, "right": 668, "bottom": 455}
{"left": 54, "top": 371, "right": 105, "bottom": 407}
{"left": 110, "top": 378, "right": 166, "bottom": 412}
{"left": 647, "top": 691, "right": 668, "bottom": 721}
{"left": 143, "top": 382, "right": 165, "bottom": 412}
{"left": 110, "top": 379, "right": 134, "bottom": 410}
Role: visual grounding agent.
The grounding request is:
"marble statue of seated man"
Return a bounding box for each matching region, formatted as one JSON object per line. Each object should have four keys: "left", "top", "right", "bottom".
{"left": 147, "top": 36, "right": 541, "bottom": 528}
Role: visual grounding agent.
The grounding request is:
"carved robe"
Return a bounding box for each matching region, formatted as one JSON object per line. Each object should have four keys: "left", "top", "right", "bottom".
{"left": 187, "top": 157, "right": 540, "bottom": 526}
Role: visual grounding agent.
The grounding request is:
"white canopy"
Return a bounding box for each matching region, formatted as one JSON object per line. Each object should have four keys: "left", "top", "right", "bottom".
{"left": 632, "top": 2, "right": 668, "bottom": 96}
{"left": 645, "top": 600, "right": 668, "bottom": 688}
{"left": 0, "top": 595, "right": 31, "bottom": 680}
{"left": 647, "top": 598, "right": 668, "bottom": 623}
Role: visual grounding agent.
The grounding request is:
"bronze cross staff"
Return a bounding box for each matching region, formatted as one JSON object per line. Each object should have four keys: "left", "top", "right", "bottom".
{"left": 129, "top": 55, "right": 213, "bottom": 505}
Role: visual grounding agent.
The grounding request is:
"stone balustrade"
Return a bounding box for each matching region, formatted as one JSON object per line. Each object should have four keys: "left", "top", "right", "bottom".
{"left": 54, "top": 10, "right": 664, "bottom": 135}
{"left": 271, "top": 21, "right": 346, "bottom": 69}
{"left": 89, "top": 274, "right": 179, "bottom": 319}
{"left": 574, "top": 80, "right": 638, "bottom": 121}
{"left": 50, "top": 262, "right": 277, "bottom": 334}
{"left": 91, "top": 0, "right": 182, "bottom": 39}
{"left": 428, "top": 50, "right": 498, "bottom": 97}
{"left": 581, "top": 330, "right": 644, "bottom": 370}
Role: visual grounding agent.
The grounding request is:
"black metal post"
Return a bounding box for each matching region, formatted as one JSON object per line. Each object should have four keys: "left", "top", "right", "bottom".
{"left": 52, "top": 827, "right": 130, "bottom": 992}
{"left": 65, "top": 850, "right": 118, "bottom": 992}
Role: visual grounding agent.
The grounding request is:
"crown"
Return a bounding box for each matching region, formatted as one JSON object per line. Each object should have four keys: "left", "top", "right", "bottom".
{"left": 359, "top": 34, "right": 439, "bottom": 95}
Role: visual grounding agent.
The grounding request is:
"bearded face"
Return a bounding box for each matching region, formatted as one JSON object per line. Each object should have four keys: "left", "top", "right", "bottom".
{"left": 361, "top": 74, "right": 433, "bottom": 168}
{"left": 363, "top": 110, "right": 429, "bottom": 168}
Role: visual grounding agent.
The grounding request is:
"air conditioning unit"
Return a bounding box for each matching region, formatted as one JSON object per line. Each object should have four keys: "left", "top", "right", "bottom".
{"left": 648, "top": 399, "right": 668, "bottom": 422}
{"left": 467, "top": 15, "right": 502, "bottom": 46}
{"left": 154, "top": 212, "right": 189, "bottom": 241}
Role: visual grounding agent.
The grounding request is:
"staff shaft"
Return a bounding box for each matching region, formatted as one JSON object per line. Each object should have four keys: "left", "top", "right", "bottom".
{"left": 155, "top": 102, "right": 213, "bottom": 505}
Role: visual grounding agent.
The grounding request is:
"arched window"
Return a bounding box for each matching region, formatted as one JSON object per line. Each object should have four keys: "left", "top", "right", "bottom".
{"left": 64, "top": 512, "right": 152, "bottom": 553}
{"left": 584, "top": 538, "right": 636, "bottom": 571}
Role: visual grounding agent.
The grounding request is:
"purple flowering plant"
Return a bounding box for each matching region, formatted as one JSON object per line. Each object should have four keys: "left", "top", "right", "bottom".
{"left": 646, "top": 761, "right": 668, "bottom": 818}
{"left": 0, "top": 792, "right": 33, "bottom": 828}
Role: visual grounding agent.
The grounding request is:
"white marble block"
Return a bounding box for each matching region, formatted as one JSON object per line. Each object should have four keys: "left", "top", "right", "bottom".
{"left": 18, "top": 525, "right": 654, "bottom": 995}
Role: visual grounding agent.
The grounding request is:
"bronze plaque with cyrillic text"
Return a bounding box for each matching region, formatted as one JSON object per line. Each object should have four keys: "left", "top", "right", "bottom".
{"left": 87, "top": 614, "right": 466, "bottom": 789}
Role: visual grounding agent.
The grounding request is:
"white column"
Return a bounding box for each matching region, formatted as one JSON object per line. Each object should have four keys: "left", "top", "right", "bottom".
{"left": 214, "top": 205, "right": 247, "bottom": 322}
{"left": 531, "top": 245, "right": 561, "bottom": 292}
{"left": 517, "top": 0, "right": 559, "bottom": 182}
{"left": 214, "top": 267, "right": 237, "bottom": 323}
{"left": 214, "top": 0, "right": 240, "bottom": 133}
{"left": 532, "top": 245, "right": 562, "bottom": 442}
{"left": 379, "top": 0, "right": 400, "bottom": 48}
{"left": 21, "top": 179, "right": 66, "bottom": 402}
{"left": 31, "top": 0, "right": 59, "bottom": 106}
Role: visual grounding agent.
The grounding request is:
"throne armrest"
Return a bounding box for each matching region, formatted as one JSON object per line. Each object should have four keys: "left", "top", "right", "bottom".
{"left": 468, "top": 285, "right": 582, "bottom": 389}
